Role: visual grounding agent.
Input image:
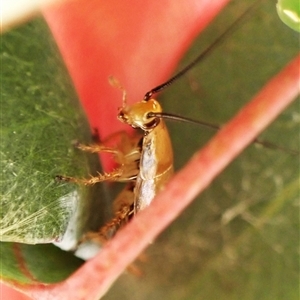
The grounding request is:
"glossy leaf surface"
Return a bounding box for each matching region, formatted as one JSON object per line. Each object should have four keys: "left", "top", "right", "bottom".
{"left": 1, "top": 19, "right": 103, "bottom": 284}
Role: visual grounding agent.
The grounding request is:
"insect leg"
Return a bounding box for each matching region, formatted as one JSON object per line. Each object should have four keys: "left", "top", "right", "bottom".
{"left": 55, "top": 168, "right": 124, "bottom": 185}
{"left": 82, "top": 182, "right": 135, "bottom": 242}
{"left": 56, "top": 131, "right": 142, "bottom": 185}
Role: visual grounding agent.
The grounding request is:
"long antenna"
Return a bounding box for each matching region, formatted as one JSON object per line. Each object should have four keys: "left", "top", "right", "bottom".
{"left": 147, "top": 112, "right": 221, "bottom": 130}
{"left": 144, "top": 0, "right": 262, "bottom": 101}
{"left": 148, "top": 112, "right": 299, "bottom": 156}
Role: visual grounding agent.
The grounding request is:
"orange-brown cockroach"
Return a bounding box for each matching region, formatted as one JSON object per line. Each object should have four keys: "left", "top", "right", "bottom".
{"left": 56, "top": 1, "right": 297, "bottom": 242}
{"left": 56, "top": 4, "right": 252, "bottom": 241}
{"left": 57, "top": 79, "right": 174, "bottom": 239}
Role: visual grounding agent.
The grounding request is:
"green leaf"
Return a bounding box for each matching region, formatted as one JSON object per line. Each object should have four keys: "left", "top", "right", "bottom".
{"left": 1, "top": 18, "right": 107, "bottom": 283}
{"left": 0, "top": 243, "right": 83, "bottom": 284}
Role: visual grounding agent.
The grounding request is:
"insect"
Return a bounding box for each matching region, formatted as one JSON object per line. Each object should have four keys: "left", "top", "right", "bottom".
{"left": 56, "top": 1, "right": 298, "bottom": 242}
{"left": 56, "top": 77, "right": 174, "bottom": 239}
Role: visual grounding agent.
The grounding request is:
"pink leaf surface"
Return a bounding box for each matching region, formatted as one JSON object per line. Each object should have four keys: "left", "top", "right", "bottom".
{"left": 0, "top": 282, "right": 32, "bottom": 300}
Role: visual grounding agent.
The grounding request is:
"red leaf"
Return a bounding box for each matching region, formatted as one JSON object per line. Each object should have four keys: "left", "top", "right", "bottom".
{"left": 0, "top": 283, "right": 32, "bottom": 300}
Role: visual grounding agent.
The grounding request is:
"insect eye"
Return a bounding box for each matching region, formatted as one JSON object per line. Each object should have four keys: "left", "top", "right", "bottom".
{"left": 117, "top": 109, "right": 128, "bottom": 122}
